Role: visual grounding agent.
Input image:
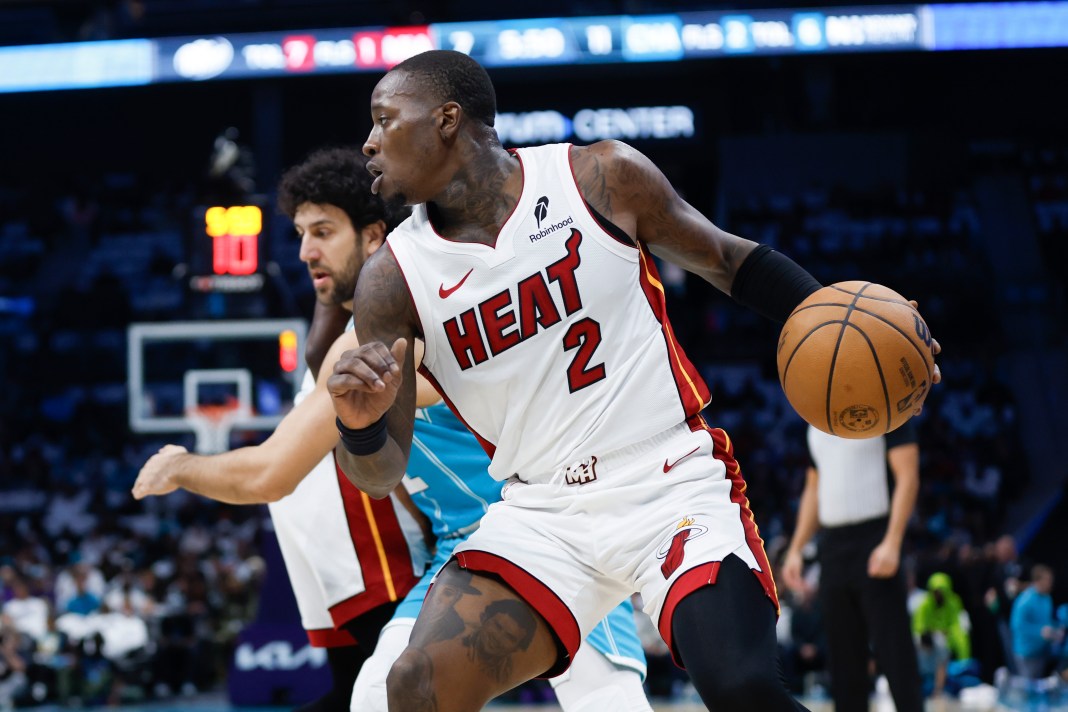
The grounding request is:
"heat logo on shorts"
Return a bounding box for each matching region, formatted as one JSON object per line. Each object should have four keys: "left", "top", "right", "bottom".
{"left": 562, "top": 456, "right": 598, "bottom": 485}
{"left": 656, "top": 516, "right": 708, "bottom": 579}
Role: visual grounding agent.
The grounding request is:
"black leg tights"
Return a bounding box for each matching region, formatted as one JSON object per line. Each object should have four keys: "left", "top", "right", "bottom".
{"left": 672, "top": 555, "right": 810, "bottom": 712}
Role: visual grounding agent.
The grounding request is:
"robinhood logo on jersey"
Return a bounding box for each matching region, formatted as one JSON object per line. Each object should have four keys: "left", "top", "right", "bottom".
{"left": 529, "top": 215, "right": 573, "bottom": 242}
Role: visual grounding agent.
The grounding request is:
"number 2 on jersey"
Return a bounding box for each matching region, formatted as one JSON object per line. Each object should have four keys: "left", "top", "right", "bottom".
{"left": 563, "top": 317, "right": 606, "bottom": 393}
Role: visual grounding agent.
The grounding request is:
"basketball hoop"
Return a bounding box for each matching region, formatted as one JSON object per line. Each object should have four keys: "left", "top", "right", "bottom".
{"left": 186, "top": 401, "right": 252, "bottom": 454}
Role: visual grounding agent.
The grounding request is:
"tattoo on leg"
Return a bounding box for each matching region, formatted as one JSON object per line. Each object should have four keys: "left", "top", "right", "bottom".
{"left": 461, "top": 599, "right": 537, "bottom": 682}
{"left": 390, "top": 648, "right": 438, "bottom": 712}
{"left": 424, "top": 567, "right": 482, "bottom": 645}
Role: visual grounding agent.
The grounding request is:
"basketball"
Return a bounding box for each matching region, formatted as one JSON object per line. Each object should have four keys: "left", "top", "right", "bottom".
{"left": 777, "top": 281, "right": 936, "bottom": 439}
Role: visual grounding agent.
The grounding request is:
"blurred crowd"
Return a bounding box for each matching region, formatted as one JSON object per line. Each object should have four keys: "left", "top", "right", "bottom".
{"left": 0, "top": 482, "right": 266, "bottom": 707}
{"left": 1, "top": 133, "right": 1065, "bottom": 707}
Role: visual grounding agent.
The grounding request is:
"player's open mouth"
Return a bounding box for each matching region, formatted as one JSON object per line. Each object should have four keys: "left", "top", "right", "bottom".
{"left": 368, "top": 164, "right": 384, "bottom": 195}
{"left": 311, "top": 270, "right": 330, "bottom": 288}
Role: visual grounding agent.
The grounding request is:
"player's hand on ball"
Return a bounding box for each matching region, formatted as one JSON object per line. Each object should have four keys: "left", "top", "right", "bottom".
{"left": 908, "top": 299, "right": 942, "bottom": 415}
{"left": 328, "top": 338, "right": 407, "bottom": 429}
{"left": 908, "top": 299, "right": 941, "bottom": 380}
{"left": 132, "top": 444, "right": 188, "bottom": 499}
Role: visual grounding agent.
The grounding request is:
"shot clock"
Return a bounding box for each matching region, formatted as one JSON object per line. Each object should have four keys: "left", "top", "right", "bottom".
{"left": 189, "top": 201, "right": 269, "bottom": 293}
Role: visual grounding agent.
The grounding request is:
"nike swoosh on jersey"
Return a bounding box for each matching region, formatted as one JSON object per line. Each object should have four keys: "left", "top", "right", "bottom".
{"left": 438, "top": 268, "right": 474, "bottom": 299}
{"left": 663, "top": 446, "right": 700, "bottom": 473}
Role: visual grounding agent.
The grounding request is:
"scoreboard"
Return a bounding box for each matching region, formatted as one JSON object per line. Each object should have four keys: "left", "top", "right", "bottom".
{"left": 189, "top": 202, "right": 268, "bottom": 293}
{"left": 3, "top": 2, "right": 1068, "bottom": 93}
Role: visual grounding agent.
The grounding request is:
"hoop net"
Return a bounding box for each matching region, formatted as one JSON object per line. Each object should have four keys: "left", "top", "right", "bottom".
{"left": 186, "top": 401, "right": 253, "bottom": 454}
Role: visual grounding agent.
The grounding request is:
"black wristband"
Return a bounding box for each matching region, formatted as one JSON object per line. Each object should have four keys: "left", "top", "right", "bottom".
{"left": 730, "top": 244, "right": 823, "bottom": 323}
{"left": 336, "top": 415, "right": 388, "bottom": 456}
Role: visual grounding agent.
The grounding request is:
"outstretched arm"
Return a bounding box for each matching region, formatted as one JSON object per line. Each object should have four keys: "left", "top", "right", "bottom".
{"left": 132, "top": 332, "right": 360, "bottom": 504}
{"left": 570, "top": 141, "right": 940, "bottom": 389}
{"left": 329, "top": 245, "right": 420, "bottom": 499}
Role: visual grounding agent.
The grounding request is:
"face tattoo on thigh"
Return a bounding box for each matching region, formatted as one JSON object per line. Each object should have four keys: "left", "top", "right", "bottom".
{"left": 423, "top": 567, "right": 484, "bottom": 645}
{"left": 462, "top": 599, "right": 538, "bottom": 682}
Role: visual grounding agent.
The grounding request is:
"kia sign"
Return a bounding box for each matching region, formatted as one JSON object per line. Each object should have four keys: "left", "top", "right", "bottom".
{"left": 228, "top": 626, "right": 330, "bottom": 706}
{"left": 496, "top": 106, "right": 695, "bottom": 146}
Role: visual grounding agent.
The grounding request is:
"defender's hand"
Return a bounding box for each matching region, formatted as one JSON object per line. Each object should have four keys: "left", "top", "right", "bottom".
{"left": 132, "top": 444, "right": 188, "bottom": 499}
{"left": 328, "top": 338, "right": 407, "bottom": 429}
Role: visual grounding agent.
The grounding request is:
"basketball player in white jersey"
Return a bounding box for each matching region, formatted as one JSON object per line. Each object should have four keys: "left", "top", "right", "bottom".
{"left": 327, "top": 50, "right": 941, "bottom": 711}
{"left": 134, "top": 147, "right": 654, "bottom": 712}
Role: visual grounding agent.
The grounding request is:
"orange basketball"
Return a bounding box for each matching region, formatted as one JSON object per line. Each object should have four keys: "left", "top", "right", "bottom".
{"left": 777, "top": 281, "right": 936, "bottom": 439}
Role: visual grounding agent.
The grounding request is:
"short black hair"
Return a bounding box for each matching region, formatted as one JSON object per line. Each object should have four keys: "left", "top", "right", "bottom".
{"left": 277, "top": 146, "right": 408, "bottom": 232}
{"left": 480, "top": 599, "right": 536, "bottom": 649}
{"left": 390, "top": 49, "right": 497, "bottom": 127}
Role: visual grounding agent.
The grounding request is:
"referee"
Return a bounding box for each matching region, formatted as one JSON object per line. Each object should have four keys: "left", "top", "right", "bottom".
{"left": 783, "top": 421, "right": 925, "bottom": 712}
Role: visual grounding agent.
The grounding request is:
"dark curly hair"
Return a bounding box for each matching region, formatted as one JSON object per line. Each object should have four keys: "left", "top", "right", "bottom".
{"left": 390, "top": 50, "right": 496, "bottom": 128}
{"left": 276, "top": 146, "right": 408, "bottom": 232}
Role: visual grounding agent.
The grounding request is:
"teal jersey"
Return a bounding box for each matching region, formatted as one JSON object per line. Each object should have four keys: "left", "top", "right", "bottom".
{"left": 407, "top": 403, "right": 502, "bottom": 539}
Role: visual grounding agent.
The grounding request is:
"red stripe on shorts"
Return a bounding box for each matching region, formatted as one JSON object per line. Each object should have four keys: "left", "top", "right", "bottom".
{"left": 306, "top": 627, "right": 357, "bottom": 648}
{"left": 657, "top": 561, "right": 721, "bottom": 667}
{"left": 331, "top": 457, "right": 419, "bottom": 628}
{"left": 453, "top": 550, "right": 580, "bottom": 678}
{"left": 655, "top": 417, "right": 781, "bottom": 668}
{"left": 692, "top": 416, "right": 779, "bottom": 612}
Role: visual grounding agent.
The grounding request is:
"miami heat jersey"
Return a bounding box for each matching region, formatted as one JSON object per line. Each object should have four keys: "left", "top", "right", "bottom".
{"left": 388, "top": 143, "right": 711, "bottom": 481}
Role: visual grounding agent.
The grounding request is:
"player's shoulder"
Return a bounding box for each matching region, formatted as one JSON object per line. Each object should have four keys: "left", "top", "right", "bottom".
{"left": 570, "top": 139, "right": 644, "bottom": 168}
{"left": 570, "top": 140, "right": 659, "bottom": 197}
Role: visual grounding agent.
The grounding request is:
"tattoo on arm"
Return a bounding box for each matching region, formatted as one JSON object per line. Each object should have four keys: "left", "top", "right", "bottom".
{"left": 572, "top": 141, "right": 754, "bottom": 292}
{"left": 353, "top": 246, "right": 421, "bottom": 458}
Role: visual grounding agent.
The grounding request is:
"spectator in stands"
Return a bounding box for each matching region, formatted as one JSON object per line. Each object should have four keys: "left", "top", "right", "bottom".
{"left": 1011, "top": 564, "right": 1060, "bottom": 679}
{"left": 0, "top": 618, "right": 28, "bottom": 711}
{"left": 64, "top": 570, "right": 102, "bottom": 616}
{"left": 912, "top": 572, "right": 972, "bottom": 696}
{"left": 54, "top": 560, "right": 105, "bottom": 615}
{"left": 1, "top": 578, "right": 48, "bottom": 646}
{"left": 986, "top": 534, "right": 1024, "bottom": 672}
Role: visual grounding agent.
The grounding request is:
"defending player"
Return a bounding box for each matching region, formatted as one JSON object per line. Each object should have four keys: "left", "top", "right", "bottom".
{"left": 328, "top": 50, "right": 941, "bottom": 711}
{"left": 134, "top": 149, "right": 425, "bottom": 712}
{"left": 133, "top": 147, "right": 653, "bottom": 711}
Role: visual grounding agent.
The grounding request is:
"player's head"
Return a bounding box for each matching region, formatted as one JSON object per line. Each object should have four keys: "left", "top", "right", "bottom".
{"left": 278, "top": 147, "right": 408, "bottom": 307}
{"left": 363, "top": 50, "right": 498, "bottom": 206}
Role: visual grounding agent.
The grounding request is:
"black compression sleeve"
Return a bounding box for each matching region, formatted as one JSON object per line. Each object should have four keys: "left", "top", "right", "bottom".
{"left": 730, "top": 244, "right": 823, "bottom": 323}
